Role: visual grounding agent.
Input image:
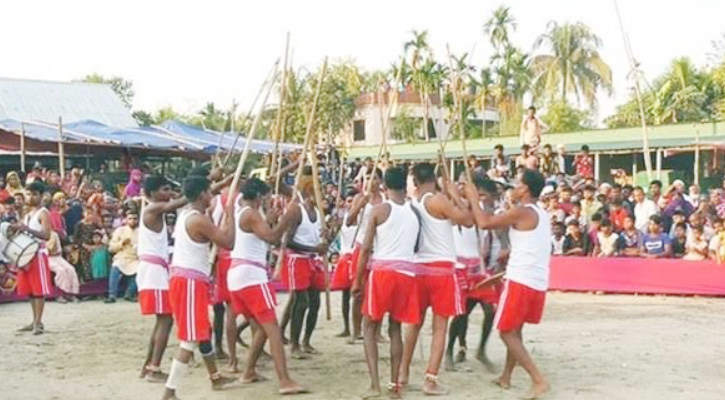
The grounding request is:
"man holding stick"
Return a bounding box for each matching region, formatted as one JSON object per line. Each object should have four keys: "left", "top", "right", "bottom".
{"left": 352, "top": 166, "right": 421, "bottom": 399}
{"left": 228, "top": 177, "right": 307, "bottom": 394}
{"left": 464, "top": 169, "right": 551, "bottom": 400}
{"left": 399, "top": 162, "right": 473, "bottom": 395}
{"left": 282, "top": 167, "right": 328, "bottom": 359}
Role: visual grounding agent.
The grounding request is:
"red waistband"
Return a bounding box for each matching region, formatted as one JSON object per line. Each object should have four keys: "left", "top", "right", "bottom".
{"left": 140, "top": 254, "right": 169, "bottom": 269}
{"left": 169, "top": 266, "right": 210, "bottom": 283}
{"left": 370, "top": 260, "right": 454, "bottom": 276}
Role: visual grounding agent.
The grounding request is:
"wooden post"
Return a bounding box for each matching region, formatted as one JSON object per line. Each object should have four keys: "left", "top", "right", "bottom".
{"left": 594, "top": 152, "right": 601, "bottom": 182}
{"left": 656, "top": 148, "right": 662, "bottom": 179}
{"left": 695, "top": 125, "right": 701, "bottom": 185}
{"left": 20, "top": 122, "right": 27, "bottom": 173}
{"left": 58, "top": 116, "right": 66, "bottom": 180}
{"left": 632, "top": 153, "right": 638, "bottom": 179}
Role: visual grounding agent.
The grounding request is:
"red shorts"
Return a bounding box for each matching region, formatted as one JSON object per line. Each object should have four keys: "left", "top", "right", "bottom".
{"left": 212, "top": 255, "right": 232, "bottom": 304}
{"left": 416, "top": 262, "right": 464, "bottom": 318}
{"left": 230, "top": 283, "right": 277, "bottom": 324}
{"left": 169, "top": 276, "right": 211, "bottom": 342}
{"left": 16, "top": 250, "right": 53, "bottom": 298}
{"left": 467, "top": 273, "right": 503, "bottom": 305}
{"left": 139, "top": 289, "right": 172, "bottom": 315}
{"left": 494, "top": 280, "right": 546, "bottom": 332}
{"left": 282, "top": 254, "right": 326, "bottom": 291}
{"left": 363, "top": 269, "right": 420, "bottom": 325}
{"left": 330, "top": 253, "right": 353, "bottom": 291}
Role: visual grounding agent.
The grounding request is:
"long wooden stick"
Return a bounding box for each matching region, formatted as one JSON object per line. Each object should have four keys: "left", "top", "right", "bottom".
{"left": 270, "top": 32, "right": 291, "bottom": 180}
{"left": 20, "top": 122, "right": 26, "bottom": 173}
{"left": 208, "top": 63, "right": 280, "bottom": 271}
{"left": 222, "top": 60, "right": 280, "bottom": 168}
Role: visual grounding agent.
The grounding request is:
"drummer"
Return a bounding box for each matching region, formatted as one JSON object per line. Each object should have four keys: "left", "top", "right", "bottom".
{"left": 11, "top": 181, "right": 54, "bottom": 335}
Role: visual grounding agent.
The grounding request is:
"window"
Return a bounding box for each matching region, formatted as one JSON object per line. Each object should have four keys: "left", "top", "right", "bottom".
{"left": 353, "top": 120, "right": 365, "bottom": 142}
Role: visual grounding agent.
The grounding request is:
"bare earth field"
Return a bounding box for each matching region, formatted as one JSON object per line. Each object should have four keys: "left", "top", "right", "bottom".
{"left": 1, "top": 292, "right": 724, "bottom": 400}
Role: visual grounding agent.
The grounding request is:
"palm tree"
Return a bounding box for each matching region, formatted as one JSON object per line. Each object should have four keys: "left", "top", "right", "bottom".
{"left": 491, "top": 45, "right": 531, "bottom": 135}
{"left": 404, "top": 30, "right": 435, "bottom": 141}
{"left": 530, "top": 21, "right": 613, "bottom": 107}
{"left": 653, "top": 57, "right": 708, "bottom": 124}
{"left": 483, "top": 5, "right": 517, "bottom": 50}
{"left": 404, "top": 30, "right": 431, "bottom": 70}
{"left": 473, "top": 67, "right": 493, "bottom": 137}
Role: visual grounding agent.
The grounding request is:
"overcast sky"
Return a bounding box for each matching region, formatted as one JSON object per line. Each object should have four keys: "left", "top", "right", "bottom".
{"left": 3, "top": 0, "right": 724, "bottom": 125}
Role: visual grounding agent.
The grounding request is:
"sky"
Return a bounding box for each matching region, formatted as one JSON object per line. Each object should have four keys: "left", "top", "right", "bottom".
{"left": 3, "top": 0, "right": 724, "bottom": 125}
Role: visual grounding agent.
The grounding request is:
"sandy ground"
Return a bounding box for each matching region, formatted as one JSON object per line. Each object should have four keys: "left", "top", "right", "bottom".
{"left": 2, "top": 292, "right": 725, "bottom": 400}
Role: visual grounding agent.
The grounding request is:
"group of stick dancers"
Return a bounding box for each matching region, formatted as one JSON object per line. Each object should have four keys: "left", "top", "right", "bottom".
{"left": 108, "top": 160, "right": 551, "bottom": 399}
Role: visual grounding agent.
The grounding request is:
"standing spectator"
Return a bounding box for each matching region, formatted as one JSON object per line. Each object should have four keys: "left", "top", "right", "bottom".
{"left": 353, "top": 157, "right": 374, "bottom": 186}
{"left": 5, "top": 171, "right": 24, "bottom": 196}
{"left": 683, "top": 225, "right": 708, "bottom": 261}
{"left": 25, "top": 162, "right": 45, "bottom": 185}
{"left": 492, "top": 144, "right": 510, "bottom": 178}
{"left": 551, "top": 222, "right": 565, "bottom": 255}
{"left": 581, "top": 185, "right": 603, "bottom": 223}
{"left": 574, "top": 145, "right": 594, "bottom": 180}
{"left": 641, "top": 215, "right": 672, "bottom": 258}
{"left": 587, "top": 213, "right": 603, "bottom": 253}
{"left": 649, "top": 180, "right": 663, "bottom": 207}
{"left": 563, "top": 220, "right": 590, "bottom": 256}
{"left": 556, "top": 144, "right": 572, "bottom": 176}
{"left": 558, "top": 187, "right": 574, "bottom": 214}
{"left": 45, "top": 170, "right": 62, "bottom": 193}
{"left": 594, "top": 219, "right": 618, "bottom": 257}
{"left": 515, "top": 145, "right": 530, "bottom": 168}
{"left": 608, "top": 199, "right": 629, "bottom": 232}
{"left": 105, "top": 211, "right": 139, "bottom": 303}
{"left": 86, "top": 231, "right": 110, "bottom": 280}
{"left": 633, "top": 187, "right": 658, "bottom": 234}
{"left": 618, "top": 216, "right": 643, "bottom": 257}
{"left": 671, "top": 223, "right": 688, "bottom": 258}
{"left": 73, "top": 208, "right": 101, "bottom": 281}
{"left": 539, "top": 144, "right": 559, "bottom": 176}
{"left": 519, "top": 106, "right": 548, "bottom": 149}
{"left": 123, "top": 169, "right": 143, "bottom": 199}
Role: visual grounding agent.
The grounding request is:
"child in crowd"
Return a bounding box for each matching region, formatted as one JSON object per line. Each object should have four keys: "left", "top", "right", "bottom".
{"left": 684, "top": 225, "right": 708, "bottom": 261}
{"left": 595, "top": 219, "right": 618, "bottom": 257}
{"left": 563, "top": 220, "right": 590, "bottom": 256}
{"left": 669, "top": 210, "right": 688, "bottom": 238}
{"left": 587, "top": 213, "right": 603, "bottom": 255}
{"left": 618, "top": 216, "right": 642, "bottom": 257}
{"left": 608, "top": 199, "right": 629, "bottom": 232}
{"left": 565, "top": 201, "right": 588, "bottom": 232}
{"left": 641, "top": 215, "right": 672, "bottom": 258}
{"left": 671, "top": 223, "right": 688, "bottom": 258}
{"left": 85, "top": 231, "right": 110, "bottom": 280}
{"left": 551, "top": 222, "right": 565, "bottom": 255}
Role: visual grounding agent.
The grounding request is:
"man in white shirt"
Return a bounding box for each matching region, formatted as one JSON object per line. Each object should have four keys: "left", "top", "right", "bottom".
{"left": 520, "top": 106, "right": 549, "bottom": 150}
{"left": 633, "top": 187, "right": 658, "bottom": 234}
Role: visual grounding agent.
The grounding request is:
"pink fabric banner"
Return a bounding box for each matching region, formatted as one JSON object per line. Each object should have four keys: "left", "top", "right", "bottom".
{"left": 550, "top": 256, "right": 725, "bottom": 296}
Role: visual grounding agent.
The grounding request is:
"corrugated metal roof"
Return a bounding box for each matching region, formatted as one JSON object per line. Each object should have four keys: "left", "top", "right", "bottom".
{"left": 348, "top": 121, "right": 725, "bottom": 160}
{"left": 0, "top": 77, "right": 137, "bottom": 127}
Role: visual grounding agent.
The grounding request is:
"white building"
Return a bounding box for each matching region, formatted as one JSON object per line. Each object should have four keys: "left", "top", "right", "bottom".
{"left": 342, "top": 89, "right": 498, "bottom": 146}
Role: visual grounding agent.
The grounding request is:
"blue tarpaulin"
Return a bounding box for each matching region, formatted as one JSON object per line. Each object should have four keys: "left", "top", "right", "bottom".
{"left": 0, "top": 119, "right": 302, "bottom": 154}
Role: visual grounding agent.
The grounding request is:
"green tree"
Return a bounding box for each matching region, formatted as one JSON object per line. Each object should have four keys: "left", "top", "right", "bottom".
{"left": 530, "top": 21, "right": 613, "bottom": 107}
{"left": 490, "top": 44, "right": 531, "bottom": 136}
{"left": 472, "top": 67, "right": 494, "bottom": 137}
{"left": 153, "top": 106, "right": 180, "bottom": 124}
{"left": 79, "top": 73, "right": 135, "bottom": 108}
{"left": 541, "top": 100, "right": 591, "bottom": 133}
{"left": 391, "top": 106, "right": 419, "bottom": 143}
{"left": 313, "top": 61, "right": 364, "bottom": 145}
{"left": 652, "top": 57, "right": 709, "bottom": 124}
{"left": 132, "top": 110, "right": 154, "bottom": 127}
{"left": 483, "top": 5, "right": 517, "bottom": 50}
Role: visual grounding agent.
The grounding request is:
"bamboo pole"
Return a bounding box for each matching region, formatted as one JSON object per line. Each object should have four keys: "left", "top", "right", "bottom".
{"left": 58, "top": 116, "right": 66, "bottom": 180}
{"left": 695, "top": 124, "right": 701, "bottom": 185}
{"left": 20, "top": 122, "right": 26, "bottom": 173}
{"left": 270, "top": 32, "right": 291, "bottom": 180}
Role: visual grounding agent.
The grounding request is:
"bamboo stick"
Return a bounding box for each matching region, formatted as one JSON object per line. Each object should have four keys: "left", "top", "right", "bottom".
{"left": 58, "top": 116, "right": 66, "bottom": 180}
{"left": 20, "top": 122, "right": 26, "bottom": 173}
{"left": 270, "top": 33, "right": 291, "bottom": 180}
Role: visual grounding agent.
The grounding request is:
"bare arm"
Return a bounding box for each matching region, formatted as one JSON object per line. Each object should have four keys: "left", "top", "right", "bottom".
{"left": 244, "top": 208, "right": 292, "bottom": 245}
{"left": 352, "top": 204, "right": 386, "bottom": 295}
{"left": 346, "top": 193, "right": 369, "bottom": 226}
{"left": 21, "top": 209, "right": 51, "bottom": 241}
{"left": 441, "top": 183, "right": 474, "bottom": 227}
{"left": 190, "top": 208, "right": 235, "bottom": 250}
{"left": 143, "top": 197, "right": 189, "bottom": 231}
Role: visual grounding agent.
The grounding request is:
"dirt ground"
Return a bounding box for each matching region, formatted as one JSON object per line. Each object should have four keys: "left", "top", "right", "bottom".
{"left": 2, "top": 292, "right": 724, "bottom": 400}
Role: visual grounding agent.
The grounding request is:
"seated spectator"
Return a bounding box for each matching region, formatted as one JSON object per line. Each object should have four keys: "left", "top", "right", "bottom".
{"left": 546, "top": 196, "right": 565, "bottom": 223}
{"left": 668, "top": 210, "right": 688, "bottom": 238}
{"left": 641, "top": 215, "right": 672, "bottom": 258}
{"left": 563, "top": 220, "right": 590, "bottom": 256}
{"left": 565, "top": 200, "right": 588, "bottom": 232}
{"left": 558, "top": 186, "right": 574, "bottom": 214}
{"left": 46, "top": 231, "right": 80, "bottom": 302}
{"left": 595, "top": 219, "right": 618, "bottom": 257}
{"left": 84, "top": 231, "right": 110, "bottom": 280}
{"left": 540, "top": 144, "right": 559, "bottom": 176}
{"left": 709, "top": 218, "right": 724, "bottom": 261}
{"left": 671, "top": 223, "right": 688, "bottom": 258}
{"left": 581, "top": 185, "right": 602, "bottom": 223}
{"left": 105, "top": 211, "right": 139, "bottom": 303}
{"left": 618, "top": 216, "right": 643, "bottom": 257}
{"left": 587, "top": 213, "right": 603, "bottom": 254}
{"left": 684, "top": 225, "right": 708, "bottom": 261}
{"left": 608, "top": 198, "right": 629, "bottom": 232}
{"left": 551, "top": 222, "right": 565, "bottom": 255}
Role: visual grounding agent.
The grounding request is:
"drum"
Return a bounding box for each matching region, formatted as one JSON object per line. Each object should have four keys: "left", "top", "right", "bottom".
{"left": 2, "top": 232, "right": 40, "bottom": 269}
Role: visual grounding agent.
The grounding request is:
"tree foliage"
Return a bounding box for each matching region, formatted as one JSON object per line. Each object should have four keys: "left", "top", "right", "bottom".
{"left": 541, "top": 100, "right": 591, "bottom": 133}
{"left": 79, "top": 73, "right": 135, "bottom": 108}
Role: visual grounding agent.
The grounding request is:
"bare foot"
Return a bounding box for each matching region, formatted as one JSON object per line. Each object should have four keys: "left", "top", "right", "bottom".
{"left": 211, "top": 375, "right": 241, "bottom": 391}
{"left": 444, "top": 352, "right": 457, "bottom": 372}
{"left": 279, "top": 380, "right": 309, "bottom": 395}
{"left": 476, "top": 352, "right": 496, "bottom": 373}
{"left": 387, "top": 382, "right": 402, "bottom": 399}
{"left": 492, "top": 376, "right": 511, "bottom": 390}
{"left": 226, "top": 358, "right": 240, "bottom": 373}
{"left": 290, "top": 348, "right": 310, "bottom": 360}
{"left": 362, "top": 386, "right": 383, "bottom": 399}
{"left": 240, "top": 372, "right": 268, "bottom": 384}
{"left": 376, "top": 335, "right": 388, "bottom": 344}
{"left": 215, "top": 351, "right": 229, "bottom": 361}
{"left": 522, "top": 381, "right": 550, "bottom": 399}
{"left": 456, "top": 348, "right": 467, "bottom": 363}
{"left": 422, "top": 377, "right": 448, "bottom": 396}
{"left": 302, "top": 344, "right": 320, "bottom": 355}
{"left": 282, "top": 336, "right": 289, "bottom": 345}
{"left": 161, "top": 391, "right": 180, "bottom": 400}
{"left": 145, "top": 370, "right": 169, "bottom": 383}
{"left": 336, "top": 330, "right": 351, "bottom": 338}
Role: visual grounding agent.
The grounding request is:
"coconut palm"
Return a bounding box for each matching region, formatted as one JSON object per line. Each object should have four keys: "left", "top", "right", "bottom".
{"left": 491, "top": 44, "right": 531, "bottom": 135}
{"left": 483, "top": 5, "right": 517, "bottom": 50}
{"left": 530, "top": 21, "right": 613, "bottom": 107}
{"left": 653, "top": 57, "right": 708, "bottom": 124}
{"left": 404, "top": 30, "right": 436, "bottom": 140}
{"left": 472, "top": 67, "right": 494, "bottom": 137}
{"left": 404, "top": 30, "right": 431, "bottom": 70}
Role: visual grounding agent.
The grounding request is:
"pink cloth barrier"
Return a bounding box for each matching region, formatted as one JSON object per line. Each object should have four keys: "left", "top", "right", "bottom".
{"left": 550, "top": 256, "right": 725, "bottom": 296}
